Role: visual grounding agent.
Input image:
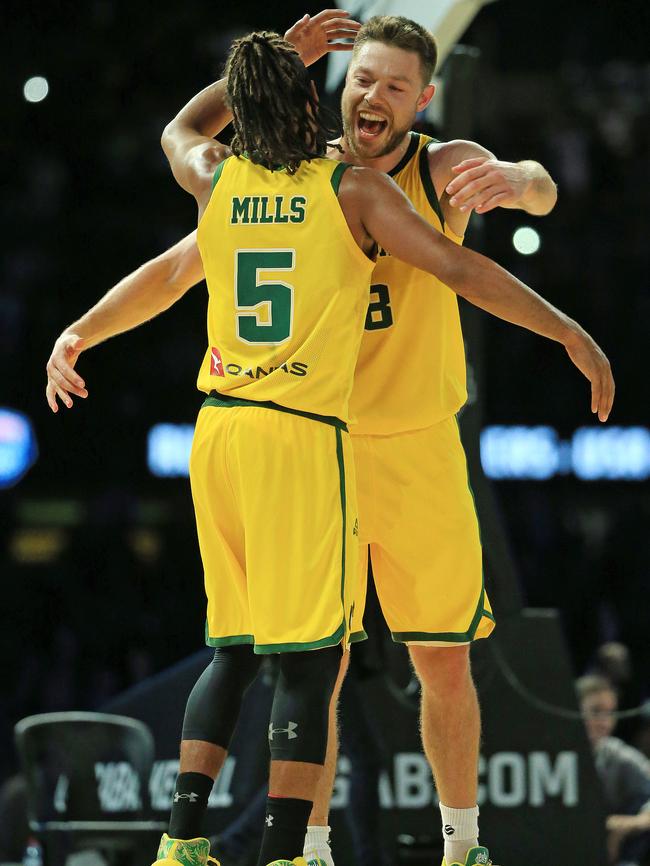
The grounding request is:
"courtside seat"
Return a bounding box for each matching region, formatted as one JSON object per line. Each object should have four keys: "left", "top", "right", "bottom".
{"left": 14, "top": 712, "right": 167, "bottom": 866}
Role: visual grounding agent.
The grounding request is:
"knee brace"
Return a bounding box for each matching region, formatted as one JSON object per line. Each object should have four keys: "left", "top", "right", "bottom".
{"left": 182, "top": 645, "right": 262, "bottom": 748}
{"left": 268, "top": 646, "right": 341, "bottom": 765}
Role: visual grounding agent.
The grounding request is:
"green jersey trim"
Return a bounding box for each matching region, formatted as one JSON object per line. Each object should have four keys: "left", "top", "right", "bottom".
{"left": 335, "top": 427, "right": 348, "bottom": 646}
{"left": 330, "top": 161, "right": 352, "bottom": 195}
{"left": 349, "top": 630, "right": 368, "bottom": 644}
{"left": 388, "top": 131, "right": 420, "bottom": 177}
{"left": 205, "top": 623, "right": 351, "bottom": 654}
{"left": 239, "top": 152, "right": 288, "bottom": 172}
{"left": 205, "top": 625, "right": 343, "bottom": 653}
{"left": 212, "top": 159, "right": 228, "bottom": 190}
{"left": 204, "top": 623, "right": 254, "bottom": 648}
{"left": 390, "top": 590, "right": 491, "bottom": 644}
{"left": 252, "top": 622, "right": 345, "bottom": 654}
{"left": 203, "top": 391, "right": 348, "bottom": 431}
{"left": 418, "top": 142, "right": 446, "bottom": 229}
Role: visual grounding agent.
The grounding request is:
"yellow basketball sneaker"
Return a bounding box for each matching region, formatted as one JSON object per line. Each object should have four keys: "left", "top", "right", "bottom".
{"left": 153, "top": 833, "right": 220, "bottom": 866}
{"left": 441, "top": 846, "right": 491, "bottom": 866}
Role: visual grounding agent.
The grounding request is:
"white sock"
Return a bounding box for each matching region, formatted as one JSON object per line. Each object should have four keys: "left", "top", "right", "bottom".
{"left": 439, "top": 803, "right": 479, "bottom": 865}
{"left": 303, "top": 825, "right": 334, "bottom": 866}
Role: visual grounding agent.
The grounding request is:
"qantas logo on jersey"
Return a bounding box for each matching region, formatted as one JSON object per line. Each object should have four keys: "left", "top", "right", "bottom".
{"left": 210, "top": 347, "right": 225, "bottom": 377}
{"left": 230, "top": 195, "right": 307, "bottom": 225}
{"left": 225, "top": 362, "right": 309, "bottom": 379}
{"left": 210, "top": 348, "right": 309, "bottom": 379}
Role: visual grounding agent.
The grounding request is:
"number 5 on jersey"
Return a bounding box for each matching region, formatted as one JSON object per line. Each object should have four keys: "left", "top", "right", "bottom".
{"left": 235, "top": 249, "right": 295, "bottom": 345}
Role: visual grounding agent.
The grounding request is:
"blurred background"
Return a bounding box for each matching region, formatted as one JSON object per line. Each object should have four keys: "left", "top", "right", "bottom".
{"left": 1, "top": 0, "right": 649, "bottom": 863}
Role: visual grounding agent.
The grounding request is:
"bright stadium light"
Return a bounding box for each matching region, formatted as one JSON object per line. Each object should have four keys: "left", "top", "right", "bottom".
{"left": 480, "top": 425, "right": 560, "bottom": 480}
{"left": 23, "top": 76, "right": 49, "bottom": 103}
{"left": 512, "top": 226, "right": 541, "bottom": 255}
{"left": 148, "top": 423, "right": 194, "bottom": 478}
{"left": 480, "top": 424, "right": 650, "bottom": 481}
{"left": 0, "top": 407, "right": 38, "bottom": 488}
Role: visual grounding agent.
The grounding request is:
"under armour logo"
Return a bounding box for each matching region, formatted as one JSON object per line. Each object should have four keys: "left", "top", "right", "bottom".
{"left": 268, "top": 721, "right": 298, "bottom": 740}
{"left": 475, "top": 854, "right": 489, "bottom": 865}
{"left": 174, "top": 792, "right": 199, "bottom": 803}
{"left": 265, "top": 815, "right": 274, "bottom": 827}
{"left": 444, "top": 824, "right": 455, "bottom": 836}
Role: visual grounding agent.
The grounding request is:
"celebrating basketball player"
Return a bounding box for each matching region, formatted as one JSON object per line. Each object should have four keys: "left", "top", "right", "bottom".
{"left": 46, "top": 13, "right": 614, "bottom": 866}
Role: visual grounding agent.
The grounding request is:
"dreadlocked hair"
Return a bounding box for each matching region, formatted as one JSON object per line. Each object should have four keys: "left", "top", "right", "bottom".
{"left": 225, "top": 30, "right": 340, "bottom": 175}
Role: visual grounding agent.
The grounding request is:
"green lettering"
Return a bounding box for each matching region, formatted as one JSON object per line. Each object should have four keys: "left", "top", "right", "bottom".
{"left": 259, "top": 197, "right": 273, "bottom": 223}
{"left": 251, "top": 196, "right": 260, "bottom": 223}
{"left": 274, "top": 196, "right": 289, "bottom": 223}
{"left": 290, "top": 196, "right": 306, "bottom": 223}
{"left": 231, "top": 197, "right": 251, "bottom": 224}
{"left": 235, "top": 250, "right": 294, "bottom": 344}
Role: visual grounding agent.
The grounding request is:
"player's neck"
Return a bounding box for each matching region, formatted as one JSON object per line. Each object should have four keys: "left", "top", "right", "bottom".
{"left": 331, "top": 133, "right": 413, "bottom": 174}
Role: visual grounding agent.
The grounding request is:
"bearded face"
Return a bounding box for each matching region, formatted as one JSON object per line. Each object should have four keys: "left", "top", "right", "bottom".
{"left": 341, "top": 41, "right": 431, "bottom": 161}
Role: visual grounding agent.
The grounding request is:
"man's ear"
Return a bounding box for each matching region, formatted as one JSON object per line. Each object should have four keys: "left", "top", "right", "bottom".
{"left": 417, "top": 83, "right": 435, "bottom": 113}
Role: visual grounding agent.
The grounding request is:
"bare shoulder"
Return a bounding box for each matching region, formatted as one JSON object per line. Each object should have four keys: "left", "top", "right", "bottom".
{"left": 194, "top": 140, "right": 232, "bottom": 176}
{"left": 191, "top": 142, "right": 232, "bottom": 212}
{"left": 338, "top": 164, "right": 400, "bottom": 199}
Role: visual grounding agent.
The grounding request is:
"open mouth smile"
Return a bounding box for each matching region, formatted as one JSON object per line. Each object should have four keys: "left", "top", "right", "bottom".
{"left": 356, "top": 110, "right": 389, "bottom": 139}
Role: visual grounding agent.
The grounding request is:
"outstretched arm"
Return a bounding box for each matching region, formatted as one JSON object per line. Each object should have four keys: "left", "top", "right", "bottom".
{"left": 433, "top": 141, "right": 557, "bottom": 220}
{"left": 46, "top": 232, "right": 203, "bottom": 412}
{"left": 349, "top": 169, "right": 613, "bottom": 421}
{"left": 161, "top": 10, "right": 361, "bottom": 199}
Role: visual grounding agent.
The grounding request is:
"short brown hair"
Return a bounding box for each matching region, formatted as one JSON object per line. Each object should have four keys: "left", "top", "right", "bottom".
{"left": 353, "top": 16, "right": 438, "bottom": 85}
{"left": 576, "top": 674, "right": 617, "bottom": 703}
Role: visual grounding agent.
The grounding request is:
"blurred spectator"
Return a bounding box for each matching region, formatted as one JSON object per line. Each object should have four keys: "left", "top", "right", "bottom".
{"left": 578, "top": 675, "right": 650, "bottom": 866}
{"left": 595, "top": 643, "right": 633, "bottom": 688}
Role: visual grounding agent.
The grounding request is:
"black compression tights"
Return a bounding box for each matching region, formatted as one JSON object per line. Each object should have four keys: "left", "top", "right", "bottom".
{"left": 181, "top": 645, "right": 262, "bottom": 748}
{"left": 268, "top": 646, "right": 341, "bottom": 764}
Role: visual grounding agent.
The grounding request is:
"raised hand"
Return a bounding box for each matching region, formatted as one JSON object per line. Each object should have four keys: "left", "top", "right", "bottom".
{"left": 284, "top": 9, "right": 361, "bottom": 68}
{"left": 46, "top": 333, "right": 88, "bottom": 412}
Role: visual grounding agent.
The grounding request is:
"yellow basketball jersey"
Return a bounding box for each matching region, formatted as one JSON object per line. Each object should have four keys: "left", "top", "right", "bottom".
{"left": 196, "top": 155, "right": 374, "bottom": 423}
{"left": 350, "top": 132, "right": 467, "bottom": 435}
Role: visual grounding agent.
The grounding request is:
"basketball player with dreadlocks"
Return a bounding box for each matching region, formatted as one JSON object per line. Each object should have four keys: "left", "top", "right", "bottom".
{"left": 46, "top": 15, "right": 614, "bottom": 866}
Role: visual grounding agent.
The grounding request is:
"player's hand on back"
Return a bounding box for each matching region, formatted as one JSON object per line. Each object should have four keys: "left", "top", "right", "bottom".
{"left": 284, "top": 9, "right": 361, "bottom": 68}
{"left": 446, "top": 156, "right": 529, "bottom": 214}
{"left": 46, "top": 333, "right": 87, "bottom": 412}
{"left": 562, "top": 327, "right": 615, "bottom": 422}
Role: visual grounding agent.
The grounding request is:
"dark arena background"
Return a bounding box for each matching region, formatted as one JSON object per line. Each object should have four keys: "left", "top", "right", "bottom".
{"left": 2, "top": 2, "right": 649, "bottom": 866}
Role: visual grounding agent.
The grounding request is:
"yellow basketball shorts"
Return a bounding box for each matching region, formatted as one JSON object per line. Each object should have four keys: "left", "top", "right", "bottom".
{"left": 189, "top": 397, "right": 359, "bottom": 654}
{"left": 349, "top": 414, "right": 494, "bottom": 645}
